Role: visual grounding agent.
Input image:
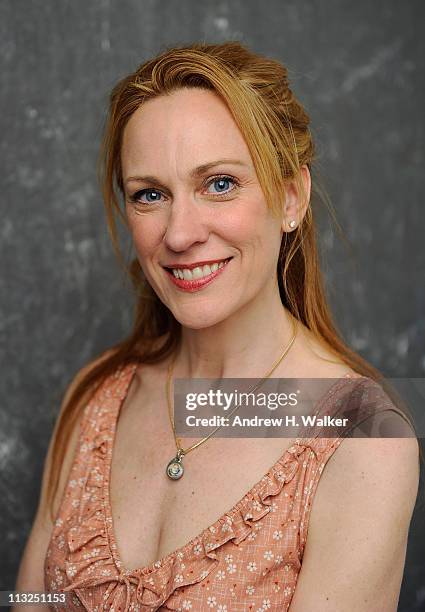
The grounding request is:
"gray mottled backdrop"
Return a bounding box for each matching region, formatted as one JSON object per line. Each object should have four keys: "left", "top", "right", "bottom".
{"left": 1, "top": 0, "right": 424, "bottom": 609}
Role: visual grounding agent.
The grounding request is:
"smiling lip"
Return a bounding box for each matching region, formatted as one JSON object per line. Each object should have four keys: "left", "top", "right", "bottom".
{"left": 163, "top": 257, "right": 232, "bottom": 292}
{"left": 162, "top": 257, "right": 231, "bottom": 271}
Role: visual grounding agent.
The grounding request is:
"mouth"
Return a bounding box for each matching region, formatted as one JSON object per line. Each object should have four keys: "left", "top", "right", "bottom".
{"left": 163, "top": 257, "right": 233, "bottom": 292}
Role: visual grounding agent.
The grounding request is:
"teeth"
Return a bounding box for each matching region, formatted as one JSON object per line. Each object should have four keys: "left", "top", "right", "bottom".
{"left": 170, "top": 259, "right": 229, "bottom": 281}
{"left": 191, "top": 266, "right": 204, "bottom": 280}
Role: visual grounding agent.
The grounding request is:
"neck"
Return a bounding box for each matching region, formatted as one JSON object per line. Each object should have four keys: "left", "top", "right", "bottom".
{"left": 172, "top": 283, "right": 297, "bottom": 379}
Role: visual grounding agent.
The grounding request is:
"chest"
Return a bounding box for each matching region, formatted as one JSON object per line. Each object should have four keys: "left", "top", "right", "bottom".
{"left": 108, "top": 377, "right": 296, "bottom": 573}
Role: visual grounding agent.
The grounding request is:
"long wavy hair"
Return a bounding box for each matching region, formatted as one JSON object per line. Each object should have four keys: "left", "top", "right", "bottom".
{"left": 44, "top": 41, "right": 422, "bottom": 520}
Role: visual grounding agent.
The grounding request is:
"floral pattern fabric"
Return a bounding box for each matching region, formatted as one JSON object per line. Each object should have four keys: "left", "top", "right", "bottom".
{"left": 44, "top": 363, "right": 362, "bottom": 611}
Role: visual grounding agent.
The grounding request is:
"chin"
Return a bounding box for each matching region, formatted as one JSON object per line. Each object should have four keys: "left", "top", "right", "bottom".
{"left": 172, "top": 306, "right": 231, "bottom": 330}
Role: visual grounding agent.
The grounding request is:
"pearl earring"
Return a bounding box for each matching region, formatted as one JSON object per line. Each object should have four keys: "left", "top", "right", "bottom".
{"left": 289, "top": 220, "right": 296, "bottom": 228}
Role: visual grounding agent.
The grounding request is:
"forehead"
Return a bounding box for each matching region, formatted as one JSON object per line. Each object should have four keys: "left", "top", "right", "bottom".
{"left": 121, "top": 88, "right": 252, "bottom": 172}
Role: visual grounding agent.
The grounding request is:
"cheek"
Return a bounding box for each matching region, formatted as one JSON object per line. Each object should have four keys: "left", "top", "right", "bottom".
{"left": 222, "top": 200, "right": 280, "bottom": 253}
{"left": 127, "top": 212, "right": 164, "bottom": 257}
{"left": 219, "top": 201, "right": 263, "bottom": 242}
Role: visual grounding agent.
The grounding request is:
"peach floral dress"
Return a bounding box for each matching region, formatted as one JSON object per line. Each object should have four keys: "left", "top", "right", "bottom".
{"left": 44, "top": 362, "right": 402, "bottom": 611}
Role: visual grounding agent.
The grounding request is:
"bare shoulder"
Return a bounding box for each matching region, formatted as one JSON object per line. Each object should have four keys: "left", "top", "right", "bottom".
{"left": 291, "top": 322, "right": 360, "bottom": 378}
{"left": 288, "top": 435, "right": 420, "bottom": 611}
{"left": 316, "top": 436, "right": 420, "bottom": 511}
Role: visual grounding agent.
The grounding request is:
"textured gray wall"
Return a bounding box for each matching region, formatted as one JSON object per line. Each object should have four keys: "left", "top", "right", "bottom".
{"left": 1, "top": 0, "right": 424, "bottom": 609}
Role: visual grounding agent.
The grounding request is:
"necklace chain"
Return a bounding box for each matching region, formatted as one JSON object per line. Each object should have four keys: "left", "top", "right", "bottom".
{"left": 164, "top": 316, "right": 298, "bottom": 480}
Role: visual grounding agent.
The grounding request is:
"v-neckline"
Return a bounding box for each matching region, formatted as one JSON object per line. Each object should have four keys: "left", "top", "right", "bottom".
{"left": 102, "top": 362, "right": 362, "bottom": 577}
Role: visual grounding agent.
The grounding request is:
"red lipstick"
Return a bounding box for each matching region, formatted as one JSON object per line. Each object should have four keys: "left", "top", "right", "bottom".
{"left": 162, "top": 257, "right": 231, "bottom": 271}
{"left": 163, "top": 258, "right": 232, "bottom": 292}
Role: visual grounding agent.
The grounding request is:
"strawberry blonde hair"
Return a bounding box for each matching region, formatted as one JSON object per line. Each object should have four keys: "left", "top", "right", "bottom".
{"left": 44, "top": 41, "right": 422, "bottom": 519}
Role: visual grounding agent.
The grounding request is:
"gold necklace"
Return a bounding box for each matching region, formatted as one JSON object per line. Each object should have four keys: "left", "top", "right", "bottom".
{"left": 165, "top": 316, "right": 298, "bottom": 480}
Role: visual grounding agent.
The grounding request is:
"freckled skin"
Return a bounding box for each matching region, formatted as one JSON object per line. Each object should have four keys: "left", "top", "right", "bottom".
{"left": 119, "top": 88, "right": 356, "bottom": 385}
{"left": 120, "top": 88, "right": 316, "bottom": 381}
{"left": 121, "top": 88, "right": 291, "bottom": 332}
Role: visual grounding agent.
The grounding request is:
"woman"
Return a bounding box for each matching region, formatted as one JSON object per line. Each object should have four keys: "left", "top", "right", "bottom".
{"left": 15, "top": 41, "right": 420, "bottom": 611}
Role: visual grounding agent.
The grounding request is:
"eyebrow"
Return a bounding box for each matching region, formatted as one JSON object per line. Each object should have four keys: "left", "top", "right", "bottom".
{"left": 124, "top": 158, "right": 249, "bottom": 186}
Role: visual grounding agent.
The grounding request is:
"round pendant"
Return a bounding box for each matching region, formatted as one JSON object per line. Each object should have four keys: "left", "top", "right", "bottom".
{"left": 166, "top": 451, "right": 185, "bottom": 480}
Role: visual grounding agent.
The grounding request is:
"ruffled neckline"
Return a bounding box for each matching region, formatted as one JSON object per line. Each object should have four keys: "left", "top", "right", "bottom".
{"left": 62, "top": 362, "right": 363, "bottom": 611}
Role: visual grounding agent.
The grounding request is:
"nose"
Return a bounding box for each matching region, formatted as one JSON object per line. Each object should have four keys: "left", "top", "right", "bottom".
{"left": 162, "top": 195, "right": 210, "bottom": 252}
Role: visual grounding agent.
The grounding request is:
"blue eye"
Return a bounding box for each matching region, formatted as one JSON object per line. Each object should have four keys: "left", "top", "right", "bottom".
{"left": 128, "top": 174, "right": 239, "bottom": 206}
{"left": 128, "top": 189, "right": 163, "bottom": 205}
{"left": 206, "top": 175, "right": 238, "bottom": 195}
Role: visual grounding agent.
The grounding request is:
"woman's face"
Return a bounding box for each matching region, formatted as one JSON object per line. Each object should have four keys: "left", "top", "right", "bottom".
{"left": 121, "top": 87, "right": 287, "bottom": 329}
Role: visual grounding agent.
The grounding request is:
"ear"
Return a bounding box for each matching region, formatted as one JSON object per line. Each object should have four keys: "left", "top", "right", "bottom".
{"left": 281, "top": 164, "right": 311, "bottom": 233}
